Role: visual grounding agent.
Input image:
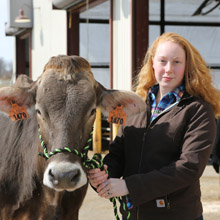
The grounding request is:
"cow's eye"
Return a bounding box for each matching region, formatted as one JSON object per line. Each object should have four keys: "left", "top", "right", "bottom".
{"left": 36, "top": 109, "right": 41, "bottom": 115}
{"left": 90, "top": 109, "right": 96, "bottom": 116}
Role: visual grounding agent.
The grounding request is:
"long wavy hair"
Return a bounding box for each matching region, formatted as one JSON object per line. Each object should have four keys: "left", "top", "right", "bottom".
{"left": 135, "top": 32, "right": 220, "bottom": 117}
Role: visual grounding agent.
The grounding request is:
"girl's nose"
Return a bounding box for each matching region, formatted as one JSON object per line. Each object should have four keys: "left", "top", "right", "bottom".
{"left": 165, "top": 62, "right": 173, "bottom": 73}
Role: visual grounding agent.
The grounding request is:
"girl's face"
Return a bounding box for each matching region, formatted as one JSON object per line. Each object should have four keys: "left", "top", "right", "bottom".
{"left": 152, "top": 41, "right": 186, "bottom": 94}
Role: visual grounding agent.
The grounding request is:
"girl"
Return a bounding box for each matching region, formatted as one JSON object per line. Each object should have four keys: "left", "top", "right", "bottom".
{"left": 88, "top": 32, "right": 220, "bottom": 220}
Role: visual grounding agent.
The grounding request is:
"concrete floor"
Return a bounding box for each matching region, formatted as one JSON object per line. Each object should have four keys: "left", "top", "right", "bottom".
{"left": 201, "top": 165, "right": 220, "bottom": 220}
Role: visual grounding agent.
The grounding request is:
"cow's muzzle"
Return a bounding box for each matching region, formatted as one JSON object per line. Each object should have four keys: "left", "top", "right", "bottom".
{"left": 43, "top": 161, "right": 87, "bottom": 191}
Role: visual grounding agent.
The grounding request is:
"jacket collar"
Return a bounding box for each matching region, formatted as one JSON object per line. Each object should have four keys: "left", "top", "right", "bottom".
{"left": 146, "top": 91, "right": 194, "bottom": 127}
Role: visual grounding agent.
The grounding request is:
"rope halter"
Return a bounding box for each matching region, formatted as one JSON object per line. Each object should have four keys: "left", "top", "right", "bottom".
{"left": 37, "top": 125, "right": 130, "bottom": 220}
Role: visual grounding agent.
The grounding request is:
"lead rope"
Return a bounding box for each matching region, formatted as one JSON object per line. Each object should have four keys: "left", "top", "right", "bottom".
{"left": 38, "top": 126, "right": 130, "bottom": 220}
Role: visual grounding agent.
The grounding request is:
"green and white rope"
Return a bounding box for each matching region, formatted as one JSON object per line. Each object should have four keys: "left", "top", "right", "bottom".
{"left": 38, "top": 126, "right": 130, "bottom": 220}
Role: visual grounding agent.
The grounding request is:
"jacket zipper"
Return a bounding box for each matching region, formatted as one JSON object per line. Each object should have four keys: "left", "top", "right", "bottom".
{"left": 138, "top": 129, "right": 148, "bottom": 172}
{"left": 137, "top": 121, "right": 151, "bottom": 219}
{"left": 137, "top": 128, "right": 148, "bottom": 220}
{"left": 166, "top": 195, "right": 171, "bottom": 209}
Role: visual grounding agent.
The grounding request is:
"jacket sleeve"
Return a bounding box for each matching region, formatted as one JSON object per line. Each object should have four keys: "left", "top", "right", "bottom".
{"left": 124, "top": 101, "right": 216, "bottom": 206}
{"left": 103, "top": 126, "right": 125, "bottom": 178}
{"left": 210, "top": 117, "right": 220, "bottom": 173}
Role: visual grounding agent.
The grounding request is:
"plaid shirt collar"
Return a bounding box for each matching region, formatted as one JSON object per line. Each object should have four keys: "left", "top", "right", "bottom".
{"left": 148, "top": 84, "right": 185, "bottom": 122}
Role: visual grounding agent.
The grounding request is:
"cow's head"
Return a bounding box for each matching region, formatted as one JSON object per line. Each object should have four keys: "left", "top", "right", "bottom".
{"left": 0, "top": 55, "right": 146, "bottom": 192}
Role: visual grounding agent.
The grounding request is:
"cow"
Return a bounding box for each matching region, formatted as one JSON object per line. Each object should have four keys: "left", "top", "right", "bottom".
{"left": 0, "top": 55, "right": 146, "bottom": 220}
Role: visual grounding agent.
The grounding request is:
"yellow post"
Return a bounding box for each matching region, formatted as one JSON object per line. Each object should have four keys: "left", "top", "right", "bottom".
{"left": 93, "top": 108, "right": 102, "bottom": 153}
{"left": 112, "top": 124, "right": 119, "bottom": 140}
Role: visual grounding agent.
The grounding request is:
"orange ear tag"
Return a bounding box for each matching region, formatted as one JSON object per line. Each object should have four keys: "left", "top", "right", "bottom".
{"left": 108, "top": 105, "right": 127, "bottom": 126}
{"left": 8, "top": 101, "right": 29, "bottom": 121}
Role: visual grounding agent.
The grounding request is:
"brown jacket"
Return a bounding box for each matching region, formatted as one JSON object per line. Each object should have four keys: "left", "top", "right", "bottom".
{"left": 104, "top": 93, "right": 216, "bottom": 220}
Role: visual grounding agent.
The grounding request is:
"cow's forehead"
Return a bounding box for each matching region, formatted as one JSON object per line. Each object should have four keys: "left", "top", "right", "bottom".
{"left": 37, "top": 69, "right": 95, "bottom": 92}
{"left": 35, "top": 69, "right": 96, "bottom": 113}
{"left": 39, "top": 68, "right": 95, "bottom": 85}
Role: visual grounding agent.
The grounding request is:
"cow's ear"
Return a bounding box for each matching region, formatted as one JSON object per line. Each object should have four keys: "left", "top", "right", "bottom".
{"left": 0, "top": 85, "right": 36, "bottom": 116}
{"left": 96, "top": 82, "right": 146, "bottom": 117}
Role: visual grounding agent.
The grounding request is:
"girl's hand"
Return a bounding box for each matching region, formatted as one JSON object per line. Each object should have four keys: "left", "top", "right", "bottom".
{"left": 87, "top": 165, "right": 108, "bottom": 188}
{"left": 97, "top": 178, "right": 129, "bottom": 199}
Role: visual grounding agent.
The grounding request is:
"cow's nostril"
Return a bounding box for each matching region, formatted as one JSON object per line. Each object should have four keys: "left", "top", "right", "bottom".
{"left": 70, "top": 169, "right": 80, "bottom": 182}
{"left": 48, "top": 169, "right": 59, "bottom": 185}
{"left": 49, "top": 169, "right": 54, "bottom": 177}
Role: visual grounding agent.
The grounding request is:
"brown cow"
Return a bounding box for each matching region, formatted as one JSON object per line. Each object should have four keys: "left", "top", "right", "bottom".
{"left": 0, "top": 55, "right": 146, "bottom": 220}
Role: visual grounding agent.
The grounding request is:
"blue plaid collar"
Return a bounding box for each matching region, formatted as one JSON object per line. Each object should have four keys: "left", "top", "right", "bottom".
{"left": 149, "top": 84, "right": 185, "bottom": 103}
{"left": 148, "top": 84, "right": 185, "bottom": 122}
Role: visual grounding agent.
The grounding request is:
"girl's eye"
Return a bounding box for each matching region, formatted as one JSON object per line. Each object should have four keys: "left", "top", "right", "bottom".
{"left": 90, "top": 109, "right": 96, "bottom": 116}
{"left": 159, "top": 59, "right": 166, "bottom": 64}
{"left": 159, "top": 60, "right": 166, "bottom": 65}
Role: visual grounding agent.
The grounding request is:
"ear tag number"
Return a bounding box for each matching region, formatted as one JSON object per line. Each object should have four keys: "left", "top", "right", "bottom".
{"left": 9, "top": 101, "right": 29, "bottom": 121}
{"left": 108, "top": 105, "right": 127, "bottom": 126}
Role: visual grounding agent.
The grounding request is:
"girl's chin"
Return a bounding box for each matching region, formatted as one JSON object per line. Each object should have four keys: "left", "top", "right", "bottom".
{"left": 160, "top": 83, "right": 176, "bottom": 91}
